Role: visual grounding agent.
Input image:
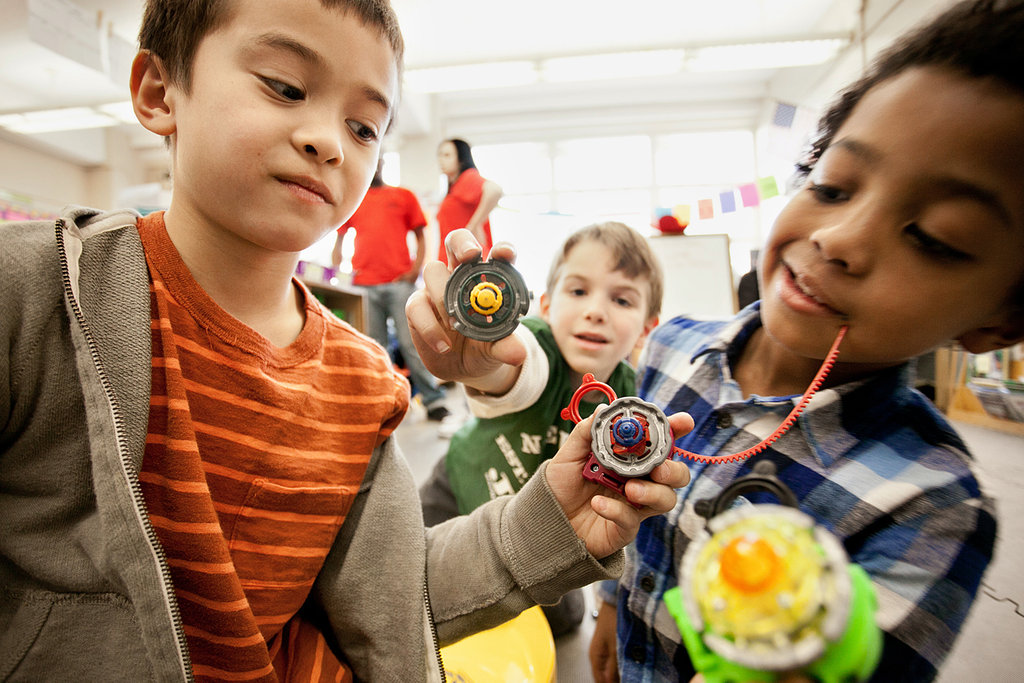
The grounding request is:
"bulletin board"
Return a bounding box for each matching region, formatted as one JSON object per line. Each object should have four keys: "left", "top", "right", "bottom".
{"left": 648, "top": 233, "right": 736, "bottom": 321}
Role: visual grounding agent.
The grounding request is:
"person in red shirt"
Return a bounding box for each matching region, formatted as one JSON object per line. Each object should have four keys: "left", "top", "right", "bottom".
{"left": 436, "top": 138, "right": 503, "bottom": 264}
{"left": 333, "top": 160, "right": 450, "bottom": 420}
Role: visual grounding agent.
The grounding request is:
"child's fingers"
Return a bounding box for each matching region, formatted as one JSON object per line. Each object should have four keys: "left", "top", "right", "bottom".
{"left": 443, "top": 229, "right": 483, "bottom": 267}
{"left": 551, "top": 415, "right": 596, "bottom": 465}
{"left": 667, "top": 411, "right": 695, "bottom": 439}
{"left": 647, "top": 459, "right": 690, "bottom": 490}
{"left": 405, "top": 288, "right": 452, "bottom": 355}
{"left": 421, "top": 260, "right": 454, "bottom": 317}
{"left": 589, "top": 494, "right": 640, "bottom": 529}
{"left": 624, "top": 474, "right": 682, "bottom": 513}
{"left": 488, "top": 240, "right": 517, "bottom": 265}
{"left": 489, "top": 333, "right": 527, "bottom": 367}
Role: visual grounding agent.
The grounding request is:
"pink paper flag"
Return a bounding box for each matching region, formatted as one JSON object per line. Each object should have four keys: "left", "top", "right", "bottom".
{"left": 739, "top": 183, "right": 760, "bottom": 207}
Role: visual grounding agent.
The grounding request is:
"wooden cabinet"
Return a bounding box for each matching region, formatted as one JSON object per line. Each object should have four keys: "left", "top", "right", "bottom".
{"left": 302, "top": 279, "right": 367, "bottom": 334}
{"left": 936, "top": 344, "right": 1024, "bottom": 437}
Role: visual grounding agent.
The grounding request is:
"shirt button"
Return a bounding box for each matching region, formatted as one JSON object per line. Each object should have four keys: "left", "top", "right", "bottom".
{"left": 640, "top": 574, "right": 656, "bottom": 592}
{"left": 628, "top": 645, "right": 645, "bottom": 662}
{"left": 717, "top": 412, "right": 733, "bottom": 428}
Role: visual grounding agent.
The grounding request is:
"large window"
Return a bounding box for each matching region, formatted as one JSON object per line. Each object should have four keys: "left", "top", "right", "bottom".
{"left": 654, "top": 131, "right": 754, "bottom": 187}
{"left": 472, "top": 142, "right": 551, "bottom": 195}
{"left": 553, "top": 136, "right": 652, "bottom": 191}
{"left": 438, "top": 131, "right": 773, "bottom": 311}
{"left": 476, "top": 131, "right": 756, "bottom": 225}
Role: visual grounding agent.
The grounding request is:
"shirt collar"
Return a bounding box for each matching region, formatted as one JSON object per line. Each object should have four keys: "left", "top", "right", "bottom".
{"left": 689, "top": 302, "right": 762, "bottom": 365}
{"left": 695, "top": 303, "right": 918, "bottom": 467}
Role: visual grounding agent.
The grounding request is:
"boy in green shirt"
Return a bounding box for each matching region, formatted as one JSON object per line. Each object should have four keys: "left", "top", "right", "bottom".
{"left": 416, "top": 221, "right": 664, "bottom": 633}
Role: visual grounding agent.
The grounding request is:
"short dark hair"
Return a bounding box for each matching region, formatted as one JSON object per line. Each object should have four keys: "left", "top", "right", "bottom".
{"left": 138, "top": 0, "right": 404, "bottom": 93}
{"left": 546, "top": 222, "right": 664, "bottom": 319}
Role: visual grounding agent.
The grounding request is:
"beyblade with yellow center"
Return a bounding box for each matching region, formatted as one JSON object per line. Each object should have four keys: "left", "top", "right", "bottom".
{"left": 664, "top": 479, "right": 881, "bottom": 683}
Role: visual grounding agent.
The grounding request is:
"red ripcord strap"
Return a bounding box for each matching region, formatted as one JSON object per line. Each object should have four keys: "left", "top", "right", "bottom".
{"left": 560, "top": 377, "right": 618, "bottom": 423}
{"left": 678, "top": 325, "right": 848, "bottom": 464}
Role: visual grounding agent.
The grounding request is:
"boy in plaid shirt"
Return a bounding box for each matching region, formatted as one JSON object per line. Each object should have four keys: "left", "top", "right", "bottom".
{"left": 590, "top": 1, "right": 1023, "bottom": 680}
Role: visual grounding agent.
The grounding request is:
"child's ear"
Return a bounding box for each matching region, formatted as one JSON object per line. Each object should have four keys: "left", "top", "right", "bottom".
{"left": 957, "top": 311, "right": 1024, "bottom": 354}
{"left": 538, "top": 292, "right": 551, "bottom": 321}
{"left": 130, "top": 50, "right": 176, "bottom": 137}
{"left": 633, "top": 315, "right": 659, "bottom": 353}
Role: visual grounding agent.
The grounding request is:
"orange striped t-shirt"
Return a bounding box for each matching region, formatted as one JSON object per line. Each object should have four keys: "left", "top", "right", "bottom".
{"left": 136, "top": 212, "right": 409, "bottom": 682}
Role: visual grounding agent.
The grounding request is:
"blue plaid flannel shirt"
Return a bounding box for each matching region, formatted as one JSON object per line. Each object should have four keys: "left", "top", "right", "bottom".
{"left": 602, "top": 305, "right": 996, "bottom": 682}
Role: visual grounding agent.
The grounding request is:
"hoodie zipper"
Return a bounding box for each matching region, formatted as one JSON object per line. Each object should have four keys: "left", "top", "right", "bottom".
{"left": 423, "top": 573, "right": 445, "bottom": 679}
{"left": 55, "top": 218, "right": 194, "bottom": 682}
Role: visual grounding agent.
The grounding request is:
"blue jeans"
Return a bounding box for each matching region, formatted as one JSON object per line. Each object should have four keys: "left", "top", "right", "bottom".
{"left": 364, "top": 280, "right": 445, "bottom": 408}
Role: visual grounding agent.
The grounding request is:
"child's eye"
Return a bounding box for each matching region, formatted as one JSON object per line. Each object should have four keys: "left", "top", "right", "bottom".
{"left": 808, "top": 183, "right": 849, "bottom": 204}
{"left": 347, "top": 120, "right": 379, "bottom": 143}
{"left": 258, "top": 76, "right": 305, "bottom": 102}
{"left": 569, "top": 287, "right": 587, "bottom": 297}
{"left": 904, "top": 224, "right": 971, "bottom": 262}
{"left": 614, "top": 297, "right": 635, "bottom": 308}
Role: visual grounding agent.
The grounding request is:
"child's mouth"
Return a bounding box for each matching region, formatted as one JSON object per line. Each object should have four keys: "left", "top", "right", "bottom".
{"left": 574, "top": 333, "right": 608, "bottom": 347}
{"left": 782, "top": 264, "right": 844, "bottom": 316}
{"left": 278, "top": 176, "right": 334, "bottom": 205}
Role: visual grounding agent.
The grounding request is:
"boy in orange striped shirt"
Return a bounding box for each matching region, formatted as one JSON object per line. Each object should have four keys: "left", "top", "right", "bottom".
{"left": 0, "top": 0, "right": 690, "bottom": 681}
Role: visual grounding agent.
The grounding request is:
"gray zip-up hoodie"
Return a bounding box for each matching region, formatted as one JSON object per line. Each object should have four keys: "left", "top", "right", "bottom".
{"left": 0, "top": 207, "right": 622, "bottom": 681}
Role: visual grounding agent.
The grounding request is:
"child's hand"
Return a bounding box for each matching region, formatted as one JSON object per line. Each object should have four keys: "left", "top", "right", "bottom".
{"left": 406, "top": 229, "right": 527, "bottom": 394}
{"left": 589, "top": 601, "right": 621, "bottom": 683}
{"left": 546, "top": 411, "right": 693, "bottom": 559}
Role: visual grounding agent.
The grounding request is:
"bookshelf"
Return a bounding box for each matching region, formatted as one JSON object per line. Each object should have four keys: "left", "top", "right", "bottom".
{"left": 936, "top": 343, "right": 1024, "bottom": 437}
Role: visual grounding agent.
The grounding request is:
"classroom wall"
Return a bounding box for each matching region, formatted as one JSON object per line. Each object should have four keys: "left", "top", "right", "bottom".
{"left": 0, "top": 135, "right": 92, "bottom": 212}
{"left": 0, "top": 125, "right": 156, "bottom": 212}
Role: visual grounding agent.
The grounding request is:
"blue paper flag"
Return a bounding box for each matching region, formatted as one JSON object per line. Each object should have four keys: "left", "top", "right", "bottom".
{"left": 719, "top": 190, "right": 736, "bottom": 213}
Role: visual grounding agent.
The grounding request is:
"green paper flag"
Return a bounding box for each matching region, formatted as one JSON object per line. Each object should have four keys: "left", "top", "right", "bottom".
{"left": 756, "top": 176, "right": 780, "bottom": 200}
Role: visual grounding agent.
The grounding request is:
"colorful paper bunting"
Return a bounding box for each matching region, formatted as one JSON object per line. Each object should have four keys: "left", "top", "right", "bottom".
{"left": 653, "top": 173, "right": 785, "bottom": 225}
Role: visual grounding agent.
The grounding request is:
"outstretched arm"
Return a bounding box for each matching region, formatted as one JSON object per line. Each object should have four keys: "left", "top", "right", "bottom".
{"left": 405, "top": 228, "right": 526, "bottom": 395}
{"left": 546, "top": 410, "right": 692, "bottom": 558}
{"left": 426, "top": 409, "right": 691, "bottom": 644}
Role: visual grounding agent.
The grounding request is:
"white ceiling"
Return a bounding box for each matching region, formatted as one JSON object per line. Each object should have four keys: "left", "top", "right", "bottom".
{"left": 1, "top": 0, "right": 856, "bottom": 108}
{"left": 0, "top": 0, "right": 944, "bottom": 168}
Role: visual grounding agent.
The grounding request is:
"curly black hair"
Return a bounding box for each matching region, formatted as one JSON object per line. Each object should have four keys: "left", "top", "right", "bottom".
{"left": 796, "top": 0, "right": 1024, "bottom": 180}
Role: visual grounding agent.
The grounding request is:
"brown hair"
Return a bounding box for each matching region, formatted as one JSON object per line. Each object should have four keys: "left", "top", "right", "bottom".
{"left": 138, "top": 0, "right": 405, "bottom": 93}
{"left": 545, "top": 222, "right": 664, "bottom": 319}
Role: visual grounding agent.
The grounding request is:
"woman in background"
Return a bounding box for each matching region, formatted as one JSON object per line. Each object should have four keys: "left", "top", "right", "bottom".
{"left": 436, "top": 138, "right": 503, "bottom": 265}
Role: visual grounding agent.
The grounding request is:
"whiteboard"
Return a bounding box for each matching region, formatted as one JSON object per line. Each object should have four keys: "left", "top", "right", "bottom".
{"left": 648, "top": 233, "right": 736, "bottom": 321}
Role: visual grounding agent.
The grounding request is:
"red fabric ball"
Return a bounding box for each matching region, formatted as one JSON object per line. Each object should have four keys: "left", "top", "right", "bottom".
{"left": 657, "top": 214, "right": 687, "bottom": 234}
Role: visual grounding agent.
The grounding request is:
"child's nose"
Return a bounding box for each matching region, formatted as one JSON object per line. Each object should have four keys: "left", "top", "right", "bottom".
{"left": 809, "top": 215, "right": 874, "bottom": 274}
{"left": 294, "top": 122, "right": 343, "bottom": 166}
{"left": 583, "top": 297, "right": 608, "bottom": 321}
